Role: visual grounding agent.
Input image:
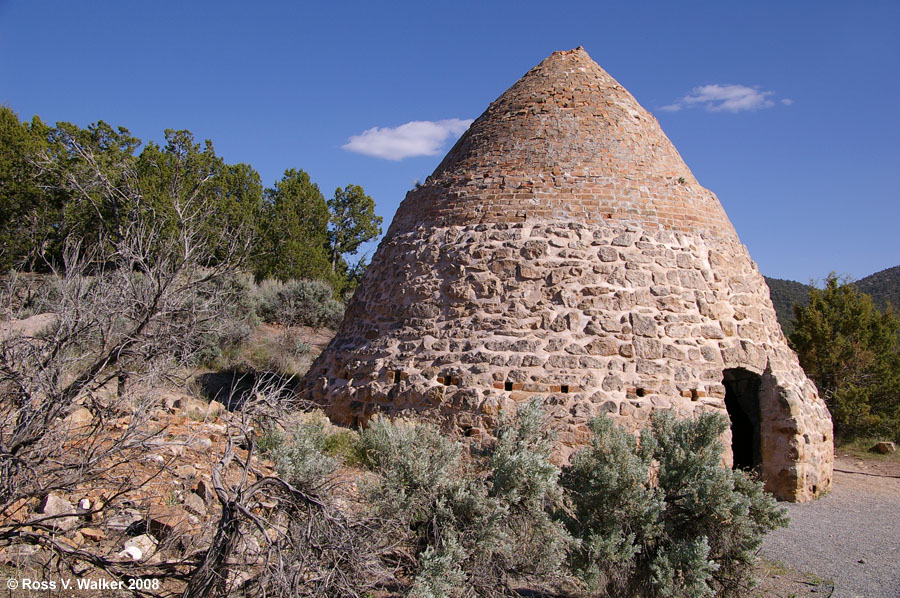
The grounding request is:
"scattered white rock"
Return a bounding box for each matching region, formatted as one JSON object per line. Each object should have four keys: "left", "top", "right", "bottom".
{"left": 123, "top": 534, "right": 157, "bottom": 561}
{"left": 118, "top": 545, "right": 143, "bottom": 561}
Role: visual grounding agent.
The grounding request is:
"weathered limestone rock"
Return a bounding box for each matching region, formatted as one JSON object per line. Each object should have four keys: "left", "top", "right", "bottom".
{"left": 64, "top": 407, "right": 94, "bottom": 432}
{"left": 80, "top": 527, "right": 105, "bottom": 542}
{"left": 182, "top": 492, "right": 207, "bottom": 517}
{"left": 147, "top": 505, "right": 195, "bottom": 540}
{"left": 301, "top": 47, "right": 833, "bottom": 502}
{"left": 36, "top": 493, "right": 78, "bottom": 532}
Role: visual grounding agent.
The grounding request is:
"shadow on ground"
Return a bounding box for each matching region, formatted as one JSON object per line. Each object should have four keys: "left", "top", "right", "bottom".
{"left": 196, "top": 369, "right": 302, "bottom": 410}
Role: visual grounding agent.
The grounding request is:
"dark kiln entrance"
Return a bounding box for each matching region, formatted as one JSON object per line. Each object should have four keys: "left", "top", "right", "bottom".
{"left": 723, "top": 368, "right": 762, "bottom": 470}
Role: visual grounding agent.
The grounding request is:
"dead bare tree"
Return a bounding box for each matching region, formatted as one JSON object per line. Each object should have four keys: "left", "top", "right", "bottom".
{"left": 0, "top": 132, "right": 253, "bottom": 592}
{"left": 181, "top": 386, "right": 397, "bottom": 598}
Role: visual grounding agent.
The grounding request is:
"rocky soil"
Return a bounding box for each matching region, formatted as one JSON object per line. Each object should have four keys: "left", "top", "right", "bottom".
{"left": 0, "top": 391, "right": 280, "bottom": 596}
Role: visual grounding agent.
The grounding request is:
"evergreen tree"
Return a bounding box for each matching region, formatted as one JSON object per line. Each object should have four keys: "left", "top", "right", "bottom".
{"left": 0, "top": 107, "right": 57, "bottom": 270}
{"left": 136, "top": 130, "right": 262, "bottom": 265}
{"left": 789, "top": 273, "right": 900, "bottom": 440}
{"left": 326, "top": 184, "right": 382, "bottom": 275}
{"left": 50, "top": 120, "right": 142, "bottom": 256}
{"left": 255, "top": 168, "right": 333, "bottom": 284}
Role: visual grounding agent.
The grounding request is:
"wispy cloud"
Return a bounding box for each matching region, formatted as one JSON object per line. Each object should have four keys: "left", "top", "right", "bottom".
{"left": 342, "top": 118, "right": 473, "bottom": 160}
{"left": 662, "top": 84, "right": 791, "bottom": 113}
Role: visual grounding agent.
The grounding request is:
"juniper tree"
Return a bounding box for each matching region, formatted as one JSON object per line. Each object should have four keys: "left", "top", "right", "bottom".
{"left": 789, "top": 273, "right": 900, "bottom": 440}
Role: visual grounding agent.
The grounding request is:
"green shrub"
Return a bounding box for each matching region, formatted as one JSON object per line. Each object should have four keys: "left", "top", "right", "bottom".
{"left": 359, "top": 401, "right": 573, "bottom": 597}
{"left": 320, "top": 429, "right": 364, "bottom": 466}
{"left": 269, "top": 414, "right": 363, "bottom": 489}
{"left": 256, "top": 425, "right": 285, "bottom": 455}
{"left": 271, "top": 417, "right": 339, "bottom": 490}
{"left": 242, "top": 327, "right": 319, "bottom": 377}
{"left": 254, "top": 278, "right": 344, "bottom": 328}
{"left": 179, "top": 269, "right": 257, "bottom": 367}
{"left": 561, "top": 412, "right": 788, "bottom": 598}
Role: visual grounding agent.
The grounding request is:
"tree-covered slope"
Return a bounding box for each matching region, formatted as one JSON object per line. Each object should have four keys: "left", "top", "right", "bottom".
{"left": 764, "top": 277, "right": 812, "bottom": 336}
{"left": 765, "top": 266, "right": 900, "bottom": 336}
{"left": 856, "top": 265, "right": 900, "bottom": 312}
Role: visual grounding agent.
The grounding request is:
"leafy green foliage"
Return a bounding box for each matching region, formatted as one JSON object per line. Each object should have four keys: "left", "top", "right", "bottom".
{"left": 254, "top": 168, "right": 332, "bottom": 283}
{"left": 0, "top": 109, "right": 376, "bottom": 294}
{"left": 253, "top": 176, "right": 382, "bottom": 295}
{"left": 561, "top": 412, "right": 788, "bottom": 598}
{"left": 789, "top": 273, "right": 900, "bottom": 440}
{"left": 136, "top": 130, "right": 263, "bottom": 264}
{"left": 0, "top": 107, "right": 58, "bottom": 270}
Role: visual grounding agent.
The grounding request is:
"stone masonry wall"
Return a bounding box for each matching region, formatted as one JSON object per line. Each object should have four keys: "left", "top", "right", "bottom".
{"left": 304, "top": 220, "right": 833, "bottom": 501}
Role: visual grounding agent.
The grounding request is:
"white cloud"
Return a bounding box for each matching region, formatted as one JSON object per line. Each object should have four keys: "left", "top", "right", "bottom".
{"left": 342, "top": 118, "right": 473, "bottom": 160}
{"left": 662, "top": 84, "right": 784, "bottom": 113}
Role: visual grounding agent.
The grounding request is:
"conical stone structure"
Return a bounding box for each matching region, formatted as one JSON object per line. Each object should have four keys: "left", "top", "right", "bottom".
{"left": 304, "top": 48, "right": 833, "bottom": 501}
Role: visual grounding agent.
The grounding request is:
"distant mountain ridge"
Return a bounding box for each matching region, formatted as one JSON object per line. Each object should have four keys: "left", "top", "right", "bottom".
{"left": 764, "top": 265, "right": 900, "bottom": 336}
{"left": 856, "top": 265, "right": 900, "bottom": 312}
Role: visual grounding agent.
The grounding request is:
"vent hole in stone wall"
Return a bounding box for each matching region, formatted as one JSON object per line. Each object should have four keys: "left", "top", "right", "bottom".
{"left": 690, "top": 389, "right": 699, "bottom": 401}
{"left": 636, "top": 388, "right": 646, "bottom": 397}
{"left": 392, "top": 370, "right": 401, "bottom": 384}
{"left": 561, "top": 385, "right": 569, "bottom": 394}
{"left": 504, "top": 381, "right": 513, "bottom": 391}
{"left": 442, "top": 375, "right": 453, "bottom": 386}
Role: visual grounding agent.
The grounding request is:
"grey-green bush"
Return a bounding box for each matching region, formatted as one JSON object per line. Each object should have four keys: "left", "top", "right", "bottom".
{"left": 359, "top": 401, "right": 573, "bottom": 598}
{"left": 560, "top": 412, "right": 788, "bottom": 598}
{"left": 254, "top": 278, "right": 343, "bottom": 328}
{"left": 271, "top": 417, "right": 339, "bottom": 491}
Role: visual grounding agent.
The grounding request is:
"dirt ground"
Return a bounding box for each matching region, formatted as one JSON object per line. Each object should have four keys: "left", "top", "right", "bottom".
{"left": 756, "top": 452, "right": 900, "bottom": 598}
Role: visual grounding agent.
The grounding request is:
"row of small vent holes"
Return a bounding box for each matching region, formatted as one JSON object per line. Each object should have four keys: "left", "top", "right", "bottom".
{"left": 392, "top": 371, "right": 702, "bottom": 401}
{"left": 393, "top": 370, "right": 573, "bottom": 394}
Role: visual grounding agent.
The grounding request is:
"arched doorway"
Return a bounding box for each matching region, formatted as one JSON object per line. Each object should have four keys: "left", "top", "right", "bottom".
{"left": 723, "top": 368, "right": 762, "bottom": 470}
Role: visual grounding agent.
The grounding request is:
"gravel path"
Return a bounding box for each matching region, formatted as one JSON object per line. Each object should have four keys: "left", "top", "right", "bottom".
{"left": 762, "top": 457, "right": 900, "bottom": 598}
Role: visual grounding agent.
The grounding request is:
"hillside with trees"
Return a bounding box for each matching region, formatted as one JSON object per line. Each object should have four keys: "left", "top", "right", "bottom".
{"left": 856, "top": 265, "right": 900, "bottom": 312}
{"left": 766, "top": 269, "right": 899, "bottom": 336}
{"left": 764, "top": 277, "right": 813, "bottom": 336}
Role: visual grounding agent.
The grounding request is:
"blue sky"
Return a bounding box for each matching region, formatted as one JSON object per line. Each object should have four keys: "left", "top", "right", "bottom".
{"left": 1, "top": 1, "right": 897, "bottom": 282}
